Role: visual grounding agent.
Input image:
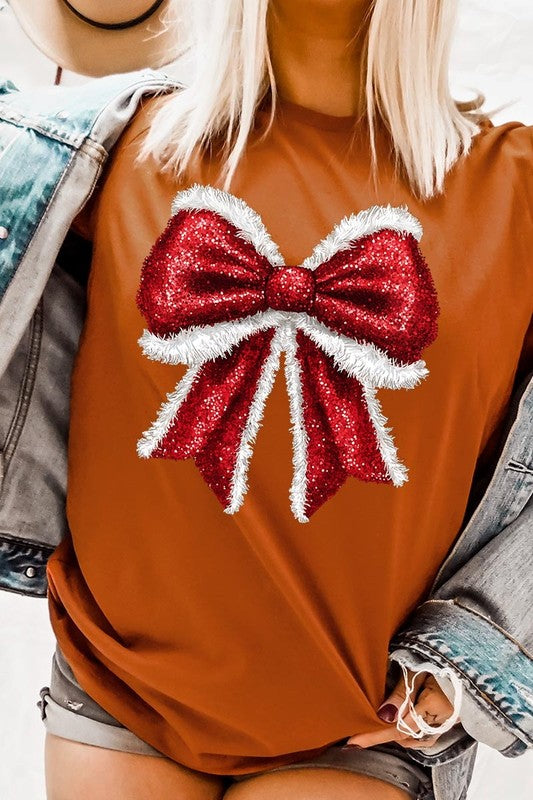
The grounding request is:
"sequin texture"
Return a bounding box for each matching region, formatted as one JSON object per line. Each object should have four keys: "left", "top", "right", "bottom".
{"left": 135, "top": 185, "right": 440, "bottom": 521}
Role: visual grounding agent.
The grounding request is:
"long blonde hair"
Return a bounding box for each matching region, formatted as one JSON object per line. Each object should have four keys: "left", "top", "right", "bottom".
{"left": 136, "top": 0, "right": 490, "bottom": 202}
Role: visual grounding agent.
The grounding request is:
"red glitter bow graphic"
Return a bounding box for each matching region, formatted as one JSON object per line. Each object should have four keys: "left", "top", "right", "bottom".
{"left": 136, "top": 184, "right": 439, "bottom": 522}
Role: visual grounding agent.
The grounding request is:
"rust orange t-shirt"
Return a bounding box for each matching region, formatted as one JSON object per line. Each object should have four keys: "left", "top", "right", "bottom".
{"left": 46, "top": 92, "right": 532, "bottom": 775}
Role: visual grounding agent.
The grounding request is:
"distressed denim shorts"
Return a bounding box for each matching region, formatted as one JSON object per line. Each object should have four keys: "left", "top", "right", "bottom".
{"left": 38, "top": 643, "right": 435, "bottom": 800}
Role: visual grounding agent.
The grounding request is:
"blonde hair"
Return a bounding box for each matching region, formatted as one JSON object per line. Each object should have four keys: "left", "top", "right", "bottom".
{"left": 136, "top": 0, "right": 491, "bottom": 202}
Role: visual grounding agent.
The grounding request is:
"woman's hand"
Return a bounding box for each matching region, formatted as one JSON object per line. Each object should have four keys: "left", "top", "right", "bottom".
{"left": 345, "top": 668, "right": 457, "bottom": 749}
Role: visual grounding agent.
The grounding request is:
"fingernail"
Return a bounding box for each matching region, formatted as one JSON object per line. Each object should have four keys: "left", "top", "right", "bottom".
{"left": 341, "top": 743, "right": 363, "bottom": 750}
{"left": 377, "top": 703, "right": 398, "bottom": 722}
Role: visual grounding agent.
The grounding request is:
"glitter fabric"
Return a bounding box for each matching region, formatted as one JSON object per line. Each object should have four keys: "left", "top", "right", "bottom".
{"left": 135, "top": 184, "right": 440, "bottom": 520}
{"left": 295, "top": 330, "right": 391, "bottom": 518}
{"left": 266, "top": 266, "right": 316, "bottom": 312}
{"left": 151, "top": 329, "right": 276, "bottom": 506}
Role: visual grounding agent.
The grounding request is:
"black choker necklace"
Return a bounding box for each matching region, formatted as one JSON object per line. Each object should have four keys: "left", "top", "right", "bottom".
{"left": 59, "top": 0, "right": 166, "bottom": 30}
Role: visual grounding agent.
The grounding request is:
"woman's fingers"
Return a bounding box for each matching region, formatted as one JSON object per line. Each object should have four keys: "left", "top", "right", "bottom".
{"left": 398, "top": 673, "right": 456, "bottom": 736}
{"left": 344, "top": 725, "right": 414, "bottom": 748}
{"left": 345, "top": 667, "right": 424, "bottom": 747}
{"left": 345, "top": 668, "right": 458, "bottom": 748}
{"left": 417, "top": 674, "right": 455, "bottom": 722}
{"left": 378, "top": 668, "right": 428, "bottom": 725}
{"left": 398, "top": 732, "right": 442, "bottom": 749}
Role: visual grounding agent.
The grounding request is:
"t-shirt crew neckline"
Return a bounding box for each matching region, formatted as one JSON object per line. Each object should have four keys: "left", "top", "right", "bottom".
{"left": 262, "top": 94, "right": 365, "bottom": 132}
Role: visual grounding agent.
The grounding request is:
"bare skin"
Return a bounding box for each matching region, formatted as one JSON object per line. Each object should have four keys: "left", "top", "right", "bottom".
{"left": 45, "top": 664, "right": 452, "bottom": 798}
{"left": 45, "top": 733, "right": 412, "bottom": 800}
{"left": 267, "top": 0, "right": 373, "bottom": 116}
{"left": 44, "top": 732, "right": 230, "bottom": 800}
{"left": 223, "top": 767, "right": 413, "bottom": 800}
{"left": 45, "top": 2, "right": 447, "bottom": 798}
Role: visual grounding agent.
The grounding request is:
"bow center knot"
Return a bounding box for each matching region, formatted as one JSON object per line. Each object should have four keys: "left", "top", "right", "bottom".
{"left": 265, "top": 266, "right": 315, "bottom": 312}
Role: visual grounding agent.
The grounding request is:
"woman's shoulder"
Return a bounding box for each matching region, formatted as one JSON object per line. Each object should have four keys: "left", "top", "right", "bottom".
{"left": 472, "top": 114, "right": 532, "bottom": 167}
{"left": 466, "top": 115, "right": 533, "bottom": 211}
{"left": 114, "top": 92, "right": 172, "bottom": 152}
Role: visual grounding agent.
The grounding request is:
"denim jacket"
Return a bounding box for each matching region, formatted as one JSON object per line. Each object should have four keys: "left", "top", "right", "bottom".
{"left": 0, "top": 68, "right": 531, "bottom": 800}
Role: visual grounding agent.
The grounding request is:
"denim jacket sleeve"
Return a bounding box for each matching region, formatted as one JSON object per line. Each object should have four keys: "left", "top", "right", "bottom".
{"left": 0, "top": 69, "right": 184, "bottom": 593}
{"left": 385, "top": 351, "right": 533, "bottom": 761}
{"left": 382, "top": 132, "right": 533, "bottom": 765}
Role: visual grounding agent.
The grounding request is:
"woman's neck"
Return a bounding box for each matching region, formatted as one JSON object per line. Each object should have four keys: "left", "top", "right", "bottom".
{"left": 267, "top": 0, "right": 372, "bottom": 117}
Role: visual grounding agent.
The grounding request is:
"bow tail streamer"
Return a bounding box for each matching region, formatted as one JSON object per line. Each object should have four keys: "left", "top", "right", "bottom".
{"left": 136, "top": 328, "right": 281, "bottom": 512}
{"left": 286, "top": 331, "right": 409, "bottom": 521}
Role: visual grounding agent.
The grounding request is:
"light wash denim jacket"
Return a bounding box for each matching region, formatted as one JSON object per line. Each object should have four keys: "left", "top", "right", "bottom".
{"left": 0, "top": 68, "right": 531, "bottom": 800}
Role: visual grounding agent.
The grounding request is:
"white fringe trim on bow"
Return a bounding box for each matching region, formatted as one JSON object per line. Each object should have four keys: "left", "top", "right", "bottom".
{"left": 295, "top": 314, "right": 428, "bottom": 389}
{"left": 136, "top": 364, "right": 203, "bottom": 458}
{"left": 362, "top": 383, "right": 409, "bottom": 486}
{"left": 283, "top": 326, "right": 311, "bottom": 523}
{"left": 171, "top": 183, "right": 285, "bottom": 267}
{"left": 138, "top": 311, "right": 285, "bottom": 366}
{"left": 136, "top": 185, "right": 430, "bottom": 519}
{"left": 301, "top": 203, "right": 423, "bottom": 271}
{"left": 225, "top": 328, "right": 285, "bottom": 514}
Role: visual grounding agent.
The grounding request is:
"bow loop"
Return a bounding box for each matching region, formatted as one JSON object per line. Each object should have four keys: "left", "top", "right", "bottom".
{"left": 311, "top": 228, "right": 439, "bottom": 364}
{"left": 136, "top": 207, "right": 272, "bottom": 337}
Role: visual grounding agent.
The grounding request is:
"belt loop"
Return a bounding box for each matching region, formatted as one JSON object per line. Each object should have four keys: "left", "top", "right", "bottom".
{"left": 37, "top": 686, "right": 50, "bottom": 720}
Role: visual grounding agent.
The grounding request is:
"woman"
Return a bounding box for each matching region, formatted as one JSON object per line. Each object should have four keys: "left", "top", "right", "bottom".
{"left": 27, "top": 1, "right": 530, "bottom": 799}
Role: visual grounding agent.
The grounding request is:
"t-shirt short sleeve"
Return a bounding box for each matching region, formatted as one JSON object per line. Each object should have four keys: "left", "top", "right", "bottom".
{"left": 69, "top": 92, "right": 173, "bottom": 242}
{"left": 71, "top": 190, "right": 99, "bottom": 241}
